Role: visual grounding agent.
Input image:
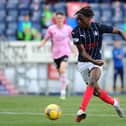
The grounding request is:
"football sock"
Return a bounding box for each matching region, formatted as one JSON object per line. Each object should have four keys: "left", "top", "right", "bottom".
{"left": 98, "top": 89, "right": 114, "bottom": 105}
{"left": 80, "top": 85, "right": 94, "bottom": 111}
{"left": 60, "top": 72, "right": 67, "bottom": 96}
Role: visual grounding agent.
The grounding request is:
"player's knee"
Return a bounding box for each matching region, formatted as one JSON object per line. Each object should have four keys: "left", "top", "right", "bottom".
{"left": 89, "top": 78, "right": 97, "bottom": 87}
{"left": 59, "top": 68, "right": 65, "bottom": 74}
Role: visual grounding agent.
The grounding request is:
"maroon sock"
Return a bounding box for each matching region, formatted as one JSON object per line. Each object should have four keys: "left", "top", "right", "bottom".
{"left": 98, "top": 89, "right": 114, "bottom": 105}
{"left": 80, "top": 85, "right": 94, "bottom": 111}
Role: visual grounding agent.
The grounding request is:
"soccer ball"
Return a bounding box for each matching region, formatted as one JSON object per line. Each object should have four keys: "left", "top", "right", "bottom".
{"left": 44, "top": 104, "right": 62, "bottom": 120}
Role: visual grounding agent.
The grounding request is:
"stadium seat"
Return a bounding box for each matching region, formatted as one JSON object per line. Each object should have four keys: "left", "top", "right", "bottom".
{"left": 0, "top": 29, "right": 5, "bottom": 35}
{"left": 100, "top": 4, "right": 112, "bottom": 22}
{"left": 53, "top": 2, "right": 66, "bottom": 13}
{"left": 0, "top": 10, "right": 6, "bottom": 18}
{"left": 90, "top": 4, "right": 101, "bottom": 22}
{"left": 19, "top": 0, "right": 31, "bottom": 5}
{"left": 90, "top": 3, "right": 100, "bottom": 10}
{"left": 6, "top": 15, "right": 17, "bottom": 23}
{"left": 19, "top": 10, "right": 30, "bottom": 17}
{"left": 6, "top": 2, "right": 18, "bottom": 10}
{"left": 7, "top": 0, "right": 18, "bottom": 4}
{"left": 0, "top": 14, "right": 5, "bottom": 22}
{"left": 7, "top": 9, "right": 18, "bottom": 17}
{"left": 0, "top": 0, "right": 6, "bottom": 5}
{"left": 6, "top": 21, "right": 17, "bottom": 40}
{"left": 0, "top": 22, "right": 6, "bottom": 35}
{"left": 18, "top": 2, "right": 30, "bottom": 10}
{"left": 7, "top": 22, "right": 17, "bottom": 31}
{"left": 6, "top": 35, "right": 17, "bottom": 41}
{"left": 103, "top": 34, "right": 113, "bottom": 42}
{"left": 112, "top": 2, "right": 124, "bottom": 23}
{"left": 6, "top": 33, "right": 16, "bottom": 41}
{"left": 31, "top": 16, "right": 38, "bottom": 22}
{"left": 93, "top": 9, "right": 101, "bottom": 22}
{"left": 101, "top": 21, "right": 113, "bottom": 26}
{"left": 0, "top": 3, "right": 6, "bottom": 10}
{"left": 6, "top": 27, "right": 16, "bottom": 34}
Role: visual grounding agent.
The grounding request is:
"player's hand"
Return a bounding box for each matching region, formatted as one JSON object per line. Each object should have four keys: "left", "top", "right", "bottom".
{"left": 93, "top": 60, "right": 104, "bottom": 66}
{"left": 38, "top": 44, "right": 42, "bottom": 49}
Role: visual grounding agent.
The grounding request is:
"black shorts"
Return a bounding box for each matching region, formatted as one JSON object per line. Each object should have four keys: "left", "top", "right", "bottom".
{"left": 54, "top": 55, "right": 68, "bottom": 69}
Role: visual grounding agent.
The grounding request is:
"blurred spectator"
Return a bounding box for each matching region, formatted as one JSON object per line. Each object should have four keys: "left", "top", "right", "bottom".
{"left": 112, "top": 40, "right": 126, "bottom": 93}
{"left": 119, "top": 18, "right": 126, "bottom": 32}
{"left": 17, "top": 13, "right": 33, "bottom": 40}
{"left": 123, "top": 22, "right": 126, "bottom": 33}
{"left": 112, "top": 1, "right": 123, "bottom": 23}
{"left": 31, "top": 0, "right": 40, "bottom": 18}
{"left": 31, "top": 28, "right": 42, "bottom": 41}
{"left": 41, "top": 4, "right": 53, "bottom": 29}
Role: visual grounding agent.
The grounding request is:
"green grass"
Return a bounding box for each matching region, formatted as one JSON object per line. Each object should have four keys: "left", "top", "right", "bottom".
{"left": 0, "top": 95, "right": 125, "bottom": 126}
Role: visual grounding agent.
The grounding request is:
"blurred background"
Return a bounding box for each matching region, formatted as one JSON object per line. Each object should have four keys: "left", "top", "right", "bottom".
{"left": 0, "top": 0, "right": 126, "bottom": 96}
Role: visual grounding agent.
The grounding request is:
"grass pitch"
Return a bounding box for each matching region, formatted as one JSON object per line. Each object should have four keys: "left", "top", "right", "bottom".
{"left": 0, "top": 95, "right": 125, "bottom": 126}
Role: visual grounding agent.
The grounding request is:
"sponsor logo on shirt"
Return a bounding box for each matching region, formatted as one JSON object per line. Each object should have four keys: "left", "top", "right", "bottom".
{"left": 85, "top": 42, "right": 97, "bottom": 48}
{"left": 94, "top": 31, "right": 98, "bottom": 36}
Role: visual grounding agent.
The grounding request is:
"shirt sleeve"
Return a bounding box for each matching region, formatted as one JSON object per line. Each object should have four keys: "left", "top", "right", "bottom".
{"left": 44, "top": 27, "right": 52, "bottom": 39}
{"left": 71, "top": 28, "right": 82, "bottom": 44}
{"left": 68, "top": 26, "right": 73, "bottom": 38}
{"left": 97, "top": 23, "right": 113, "bottom": 34}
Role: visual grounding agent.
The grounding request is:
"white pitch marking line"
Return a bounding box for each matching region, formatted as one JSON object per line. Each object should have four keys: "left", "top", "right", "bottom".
{"left": 0, "top": 111, "right": 118, "bottom": 117}
{"left": 0, "top": 112, "right": 41, "bottom": 115}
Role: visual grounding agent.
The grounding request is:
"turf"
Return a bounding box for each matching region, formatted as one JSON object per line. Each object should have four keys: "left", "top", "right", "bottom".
{"left": 0, "top": 95, "right": 125, "bottom": 126}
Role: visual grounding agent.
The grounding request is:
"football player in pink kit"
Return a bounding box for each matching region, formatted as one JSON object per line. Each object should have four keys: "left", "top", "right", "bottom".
{"left": 38, "top": 12, "right": 76, "bottom": 100}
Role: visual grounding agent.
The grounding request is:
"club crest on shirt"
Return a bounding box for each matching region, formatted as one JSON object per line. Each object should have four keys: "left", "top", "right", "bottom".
{"left": 63, "top": 31, "right": 67, "bottom": 35}
{"left": 94, "top": 31, "right": 98, "bottom": 36}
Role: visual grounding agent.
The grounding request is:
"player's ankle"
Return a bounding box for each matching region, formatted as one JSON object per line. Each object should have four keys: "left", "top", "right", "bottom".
{"left": 113, "top": 98, "right": 119, "bottom": 107}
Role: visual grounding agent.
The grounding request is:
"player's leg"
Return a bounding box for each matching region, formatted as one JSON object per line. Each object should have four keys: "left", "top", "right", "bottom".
{"left": 58, "top": 56, "right": 68, "bottom": 100}
{"left": 94, "top": 84, "right": 114, "bottom": 105}
{"left": 113, "top": 68, "right": 118, "bottom": 92}
{"left": 94, "top": 84, "right": 124, "bottom": 117}
{"left": 119, "top": 67, "right": 124, "bottom": 92}
{"left": 76, "top": 67, "right": 101, "bottom": 122}
{"left": 80, "top": 67, "right": 101, "bottom": 111}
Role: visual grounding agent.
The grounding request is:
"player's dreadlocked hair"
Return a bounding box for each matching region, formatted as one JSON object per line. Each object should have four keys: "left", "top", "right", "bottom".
{"left": 75, "top": 6, "right": 94, "bottom": 17}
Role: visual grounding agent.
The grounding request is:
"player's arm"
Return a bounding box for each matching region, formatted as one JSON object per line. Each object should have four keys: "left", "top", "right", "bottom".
{"left": 75, "top": 43, "right": 104, "bottom": 66}
{"left": 97, "top": 23, "right": 126, "bottom": 40}
{"left": 69, "top": 26, "right": 78, "bottom": 56}
{"left": 112, "top": 28, "right": 126, "bottom": 41}
{"left": 70, "top": 42, "right": 78, "bottom": 57}
{"left": 38, "top": 27, "right": 51, "bottom": 48}
{"left": 38, "top": 36, "right": 49, "bottom": 48}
